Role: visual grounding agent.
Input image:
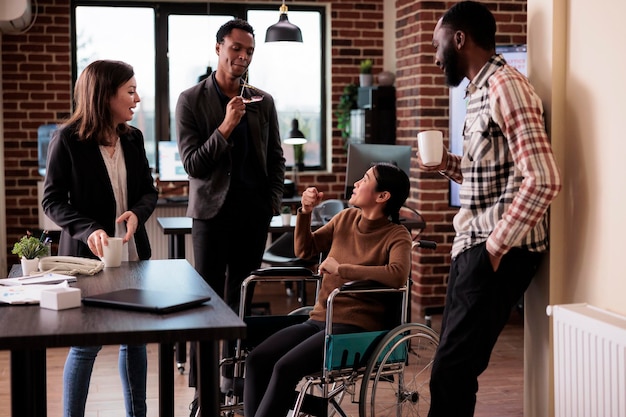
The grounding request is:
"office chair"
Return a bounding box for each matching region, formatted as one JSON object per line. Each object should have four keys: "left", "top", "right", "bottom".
{"left": 262, "top": 199, "right": 345, "bottom": 304}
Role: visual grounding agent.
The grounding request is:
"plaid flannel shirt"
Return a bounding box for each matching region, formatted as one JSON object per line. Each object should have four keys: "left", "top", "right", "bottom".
{"left": 441, "top": 55, "right": 562, "bottom": 258}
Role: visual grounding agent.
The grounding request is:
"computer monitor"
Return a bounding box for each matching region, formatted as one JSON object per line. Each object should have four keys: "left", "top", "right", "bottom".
{"left": 345, "top": 143, "right": 412, "bottom": 199}
{"left": 38, "top": 124, "right": 58, "bottom": 176}
{"left": 158, "top": 141, "right": 188, "bottom": 182}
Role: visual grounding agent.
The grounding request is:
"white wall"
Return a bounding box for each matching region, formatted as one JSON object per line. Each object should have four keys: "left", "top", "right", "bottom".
{"left": 0, "top": 0, "right": 29, "bottom": 21}
{"left": 527, "top": 0, "right": 626, "bottom": 416}
{"left": 557, "top": 0, "right": 626, "bottom": 311}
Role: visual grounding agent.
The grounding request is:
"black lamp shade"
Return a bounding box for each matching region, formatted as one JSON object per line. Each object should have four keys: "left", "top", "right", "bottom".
{"left": 265, "top": 13, "right": 303, "bottom": 43}
{"left": 284, "top": 118, "right": 306, "bottom": 145}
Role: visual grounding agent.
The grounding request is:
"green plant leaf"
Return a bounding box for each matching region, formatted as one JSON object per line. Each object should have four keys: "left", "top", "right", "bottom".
{"left": 334, "top": 83, "right": 359, "bottom": 149}
{"left": 359, "top": 59, "right": 373, "bottom": 74}
{"left": 12, "top": 235, "right": 49, "bottom": 259}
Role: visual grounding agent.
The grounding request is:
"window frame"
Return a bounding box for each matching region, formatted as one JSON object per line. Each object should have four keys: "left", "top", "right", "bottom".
{"left": 71, "top": 1, "right": 328, "bottom": 173}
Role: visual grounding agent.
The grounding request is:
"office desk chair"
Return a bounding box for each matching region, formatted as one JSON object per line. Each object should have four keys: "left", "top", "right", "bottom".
{"left": 262, "top": 199, "right": 345, "bottom": 304}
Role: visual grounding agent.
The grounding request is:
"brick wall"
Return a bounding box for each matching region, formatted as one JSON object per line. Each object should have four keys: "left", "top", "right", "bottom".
{"left": 1, "top": 0, "right": 526, "bottom": 313}
{"left": 394, "top": 0, "right": 528, "bottom": 312}
{"left": 1, "top": 0, "right": 72, "bottom": 265}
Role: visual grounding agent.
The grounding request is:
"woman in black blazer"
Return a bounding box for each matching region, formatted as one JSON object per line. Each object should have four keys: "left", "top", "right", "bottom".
{"left": 42, "top": 60, "right": 157, "bottom": 417}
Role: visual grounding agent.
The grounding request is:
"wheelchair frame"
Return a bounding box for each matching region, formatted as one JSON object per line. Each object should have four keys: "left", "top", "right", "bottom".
{"left": 218, "top": 245, "right": 439, "bottom": 417}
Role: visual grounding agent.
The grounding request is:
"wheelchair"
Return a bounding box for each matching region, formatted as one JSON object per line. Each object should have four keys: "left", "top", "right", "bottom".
{"left": 217, "top": 240, "right": 440, "bottom": 417}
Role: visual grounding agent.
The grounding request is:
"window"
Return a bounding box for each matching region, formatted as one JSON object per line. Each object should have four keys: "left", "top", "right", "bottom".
{"left": 75, "top": 6, "right": 156, "bottom": 164}
{"left": 247, "top": 10, "right": 323, "bottom": 170}
{"left": 74, "top": 3, "right": 326, "bottom": 174}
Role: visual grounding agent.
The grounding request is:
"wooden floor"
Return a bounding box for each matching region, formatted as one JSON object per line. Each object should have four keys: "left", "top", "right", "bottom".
{"left": 0, "top": 281, "right": 524, "bottom": 417}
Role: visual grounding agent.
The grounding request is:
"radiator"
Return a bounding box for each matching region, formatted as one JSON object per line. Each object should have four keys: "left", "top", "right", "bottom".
{"left": 144, "top": 205, "right": 194, "bottom": 265}
{"left": 547, "top": 303, "right": 626, "bottom": 417}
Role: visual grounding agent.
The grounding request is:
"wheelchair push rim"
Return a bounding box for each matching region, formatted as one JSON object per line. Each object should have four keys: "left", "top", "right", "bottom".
{"left": 359, "top": 323, "right": 439, "bottom": 417}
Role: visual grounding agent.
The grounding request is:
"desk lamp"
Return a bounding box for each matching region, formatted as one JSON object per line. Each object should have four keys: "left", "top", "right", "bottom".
{"left": 265, "top": 0, "right": 303, "bottom": 43}
{"left": 284, "top": 118, "right": 307, "bottom": 190}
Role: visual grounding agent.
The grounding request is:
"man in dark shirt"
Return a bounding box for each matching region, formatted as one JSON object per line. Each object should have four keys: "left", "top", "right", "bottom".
{"left": 175, "top": 18, "right": 285, "bottom": 413}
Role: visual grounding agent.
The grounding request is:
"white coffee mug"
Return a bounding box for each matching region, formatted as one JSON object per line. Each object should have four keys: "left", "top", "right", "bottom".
{"left": 100, "top": 237, "right": 123, "bottom": 268}
{"left": 417, "top": 130, "right": 444, "bottom": 167}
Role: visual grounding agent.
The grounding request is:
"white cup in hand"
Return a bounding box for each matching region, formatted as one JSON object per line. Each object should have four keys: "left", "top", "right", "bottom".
{"left": 100, "top": 237, "right": 123, "bottom": 268}
{"left": 417, "top": 130, "right": 444, "bottom": 167}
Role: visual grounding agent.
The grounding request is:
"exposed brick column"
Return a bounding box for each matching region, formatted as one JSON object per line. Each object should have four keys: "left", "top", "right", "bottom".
{"left": 1, "top": 0, "right": 71, "bottom": 262}
{"left": 394, "top": 0, "right": 527, "bottom": 315}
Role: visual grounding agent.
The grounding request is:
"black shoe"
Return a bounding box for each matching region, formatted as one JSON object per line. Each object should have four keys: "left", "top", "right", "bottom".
{"left": 189, "top": 397, "right": 199, "bottom": 417}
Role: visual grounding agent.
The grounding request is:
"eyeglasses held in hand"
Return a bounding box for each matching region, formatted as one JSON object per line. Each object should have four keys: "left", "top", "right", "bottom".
{"left": 240, "top": 70, "right": 264, "bottom": 104}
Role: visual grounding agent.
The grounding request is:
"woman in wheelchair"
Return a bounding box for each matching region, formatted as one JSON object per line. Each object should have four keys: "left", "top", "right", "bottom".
{"left": 243, "top": 162, "right": 412, "bottom": 417}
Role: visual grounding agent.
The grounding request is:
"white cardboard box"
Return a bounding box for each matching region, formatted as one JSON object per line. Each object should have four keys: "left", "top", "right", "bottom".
{"left": 40, "top": 287, "right": 81, "bottom": 310}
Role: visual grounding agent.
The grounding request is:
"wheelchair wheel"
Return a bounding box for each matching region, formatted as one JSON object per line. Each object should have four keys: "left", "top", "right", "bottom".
{"left": 359, "top": 323, "right": 439, "bottom": 417}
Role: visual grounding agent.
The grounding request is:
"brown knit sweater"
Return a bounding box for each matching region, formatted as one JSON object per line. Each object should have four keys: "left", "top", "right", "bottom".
{"left": 294, "top": 207, "right": 412, "bottom": 331}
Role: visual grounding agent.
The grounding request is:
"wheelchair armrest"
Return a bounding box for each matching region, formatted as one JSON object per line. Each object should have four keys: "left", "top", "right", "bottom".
{"left": 326, "top": 280, "right": 409, "bottom": 335}
{"left": 252, "top": 266, "right": 315, "bottom": 277}
{"left": 339, "top": 280, "right": 393, "bottom": 292}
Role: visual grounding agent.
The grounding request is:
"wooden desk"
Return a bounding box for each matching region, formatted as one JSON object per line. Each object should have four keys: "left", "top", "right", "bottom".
{"left": 158, "top": 215, "right": 426, "bottom": 259}
{"left": 157, "top": 215, "right": 302, "bottom": 260}
{"left": 2, "top": 259, "right": 245, "bottom": 417}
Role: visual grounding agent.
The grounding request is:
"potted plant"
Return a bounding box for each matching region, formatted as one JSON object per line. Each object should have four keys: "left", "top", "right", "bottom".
{"left": 280, "top": 206, "right": 292, "bottom": 226}
{"left": 359, "top": 59, "right": 374, "bottom": 87}
{"left": 12, "top": 231, "right": 50, "bottom": 275}
{"left": 334, "top": 83, "right": 358, "bottom": 149}
{"left": 293, "top": 144, "right": 305, "bottom": 170}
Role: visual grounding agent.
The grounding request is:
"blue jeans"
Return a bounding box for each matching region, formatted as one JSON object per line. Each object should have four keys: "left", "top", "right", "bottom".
{"left": 63, "top": 344, "right": 147, "bottom": 417}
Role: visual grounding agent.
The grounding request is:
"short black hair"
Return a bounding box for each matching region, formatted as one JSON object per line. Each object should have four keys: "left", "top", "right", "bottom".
{"left": 442, "top": 1, "right": 496, "bottom": 51}
{"left": 216, "top": 18, "right": 255, "bottom": 43}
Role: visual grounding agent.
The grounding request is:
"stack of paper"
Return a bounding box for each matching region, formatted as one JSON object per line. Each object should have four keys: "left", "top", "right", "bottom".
{"left": 0, "top": 272, "right": 77, "bottom": 286}
{"left": 0, "top": 281, "right": 71, "bottom": 304}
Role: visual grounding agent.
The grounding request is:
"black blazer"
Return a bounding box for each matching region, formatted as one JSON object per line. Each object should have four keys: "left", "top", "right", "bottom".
{"left": 42, "top": 125, "right": 158, "bottom": 259}
{"left": 175, "top": 75, "right": 285, "bottom": 219}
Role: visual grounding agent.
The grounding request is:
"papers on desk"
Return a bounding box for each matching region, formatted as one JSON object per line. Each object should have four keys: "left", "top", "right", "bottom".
{"left": 0, "top": 272, "right": 77, "bottom": 286}
{"left": 0, "top": 281, "right": 70, "bottom": 304}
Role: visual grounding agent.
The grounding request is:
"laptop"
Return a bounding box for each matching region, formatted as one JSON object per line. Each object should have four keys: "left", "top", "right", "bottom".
{"left": 82, "top": 288, "right": 211, "bottom": 314}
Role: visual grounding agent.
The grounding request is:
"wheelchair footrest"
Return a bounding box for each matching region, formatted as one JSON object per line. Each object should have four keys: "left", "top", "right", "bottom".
{"left": 298, "top": 392, "right": 329, "bottom": 417}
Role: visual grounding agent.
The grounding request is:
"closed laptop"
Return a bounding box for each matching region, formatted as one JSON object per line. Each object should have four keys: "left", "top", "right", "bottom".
{"left": 82, "top": 288, "right": 210, "bottom": 314}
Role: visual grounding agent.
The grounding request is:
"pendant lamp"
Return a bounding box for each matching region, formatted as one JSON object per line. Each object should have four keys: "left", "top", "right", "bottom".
{"left": 284, "top": 118, "right": 307, "bottom": 188}
{"left": 265, "top": 0, "right": 303, "bottom": 43}
{"left": 284, "top": 118, "right": 307, "bottom": 145}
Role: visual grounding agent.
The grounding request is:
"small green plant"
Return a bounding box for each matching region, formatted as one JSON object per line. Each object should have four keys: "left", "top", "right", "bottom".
{"left": 281, "top": 206, "right": 292, "bottom": 214}
{"left": 293, "top": 144, "right": 305, "bottom": 166}
{"left": 12, "top": 231, "right": 50, "bottom": 259}
{"left": 334, "top": 83, "right": 359, "bottom": 148}
{"left": 359, "top": 59, "right": 373, "bottom": 74}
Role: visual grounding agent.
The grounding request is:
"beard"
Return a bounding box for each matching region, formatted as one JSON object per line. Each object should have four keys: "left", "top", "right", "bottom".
{"left": 443, "top": 46, "right": 465, "bottom": 87}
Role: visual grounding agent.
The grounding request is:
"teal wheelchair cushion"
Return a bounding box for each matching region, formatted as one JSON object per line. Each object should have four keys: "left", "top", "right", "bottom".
{"left": 325, "top": 330, "right": 409, "bottom": 371}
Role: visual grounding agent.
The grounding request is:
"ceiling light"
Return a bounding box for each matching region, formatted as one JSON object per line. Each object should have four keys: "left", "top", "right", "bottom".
{"left": 265, "top": 0, "right": 303, "bottom": 43}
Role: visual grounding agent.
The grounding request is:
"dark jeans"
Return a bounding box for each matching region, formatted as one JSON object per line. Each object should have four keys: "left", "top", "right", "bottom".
{"left": 428, "top": 243, "right": 543, "bottom": 417}
{"left": 188, "top": 207, "right": 271, "bottom": 387}
{"left": 243, "top": 320, "right": 364, "bottom": 417}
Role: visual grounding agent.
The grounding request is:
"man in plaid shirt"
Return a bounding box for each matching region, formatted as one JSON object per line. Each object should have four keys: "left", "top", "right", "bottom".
{"left": 419, "top": 2, "right": 562, "bottom": 416}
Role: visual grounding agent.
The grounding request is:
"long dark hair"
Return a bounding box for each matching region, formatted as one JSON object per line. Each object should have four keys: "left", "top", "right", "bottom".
{"left": 373, "top": 162, "right": 410, "bottom": 224}
{"left": 65, "top": 60, "right": 134, "bottom": 145}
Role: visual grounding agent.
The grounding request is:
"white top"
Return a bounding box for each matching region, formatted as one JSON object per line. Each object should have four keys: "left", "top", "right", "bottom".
{"left": 99, "top": 140, "right": 138, "bottom": 261}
